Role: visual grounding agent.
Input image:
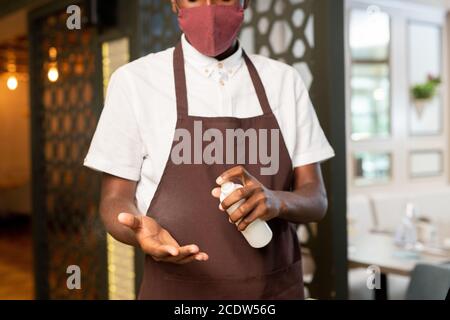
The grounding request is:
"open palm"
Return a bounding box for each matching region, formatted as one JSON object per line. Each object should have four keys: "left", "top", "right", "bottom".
{"left": 118, "top": 213, "right": 208, "bottom": 264}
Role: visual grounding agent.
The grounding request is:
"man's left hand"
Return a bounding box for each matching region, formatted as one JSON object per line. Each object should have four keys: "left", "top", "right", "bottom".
{"left": 211, "top": 165, "right": 285, "bottom": 231}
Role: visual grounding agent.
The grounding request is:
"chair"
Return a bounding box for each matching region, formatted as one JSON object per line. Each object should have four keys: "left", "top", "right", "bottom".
{"left": 406, "top": 263, "right": 450, "bottom": 300}
{"left": 347, "top": 195, "right": 376, "bottom": 236}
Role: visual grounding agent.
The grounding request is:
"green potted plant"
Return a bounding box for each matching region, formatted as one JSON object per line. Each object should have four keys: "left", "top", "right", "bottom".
{"left": 411, "top": 75, "right": 441, "bottom": 117}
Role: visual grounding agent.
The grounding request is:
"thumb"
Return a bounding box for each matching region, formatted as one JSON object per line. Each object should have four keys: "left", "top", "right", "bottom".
{"left": 118, "top": 212, "right": 142, "bottom": 230}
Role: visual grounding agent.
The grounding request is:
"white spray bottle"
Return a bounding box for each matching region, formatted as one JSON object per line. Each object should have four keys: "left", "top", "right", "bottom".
{"left": 220, "top": 182, "right": 273, "bottom": 248}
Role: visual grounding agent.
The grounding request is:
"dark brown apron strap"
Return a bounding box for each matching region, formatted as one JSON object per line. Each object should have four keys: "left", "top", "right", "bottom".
{"left": 242, "top": 51, "right": 272, "bottom": 116}
{"left": 173, "top": 42, "right": 189, "bottom": 118}
{"left": 173, "top": 41, "right": 273, "bottom": 118}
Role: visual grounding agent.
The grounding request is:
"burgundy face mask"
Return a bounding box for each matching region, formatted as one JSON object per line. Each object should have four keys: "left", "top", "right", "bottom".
{"left": 178, "top": 4, "right": 244, "bottom": 57}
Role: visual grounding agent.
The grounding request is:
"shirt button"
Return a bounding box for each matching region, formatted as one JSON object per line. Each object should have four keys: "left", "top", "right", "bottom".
{"left": 205, "top": 69, "right": 209, "bottom": 73}
{"left": 220, "top": 80, "right": 225, "bottom": 86}
{"left": 218, "top": 62, "right": 223, "bottom": 69}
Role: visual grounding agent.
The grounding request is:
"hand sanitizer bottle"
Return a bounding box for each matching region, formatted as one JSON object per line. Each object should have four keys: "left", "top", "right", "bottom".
{"left": 220, "top": 182, "right": 273, "bottom": 248}
{"left": 394, "top": 202, "right": 418, "bottom": 250}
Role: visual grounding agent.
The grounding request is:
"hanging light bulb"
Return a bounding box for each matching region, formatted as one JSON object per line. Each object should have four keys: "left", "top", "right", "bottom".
{"left": 47, "top": 47, "right": 59, "bottom": 82}
{"left": 5, "top": 57, "right": 18, "bottom": 90}
{"left": 7, "top": 75, "right": 18, "bottom": 91}
{"left": 48, "top": 65, "right": 59, "bottom": 82}
{"left": 49, "top": 47, "right": 58, "bottom": 59}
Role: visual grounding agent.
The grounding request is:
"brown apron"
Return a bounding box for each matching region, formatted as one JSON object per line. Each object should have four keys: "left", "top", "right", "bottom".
{"left": 138, "top": 42, "right": 304, "bottom": 300}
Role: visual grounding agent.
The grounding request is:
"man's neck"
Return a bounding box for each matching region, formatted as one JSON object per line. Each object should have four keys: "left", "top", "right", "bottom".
{"left": 214, "top": 41, "right": 239, "bottom": 61}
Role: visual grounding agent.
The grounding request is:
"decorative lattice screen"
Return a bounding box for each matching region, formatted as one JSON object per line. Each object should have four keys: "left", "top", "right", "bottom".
{"left": 31, "top": 4, "right": 107, "bottom": 299}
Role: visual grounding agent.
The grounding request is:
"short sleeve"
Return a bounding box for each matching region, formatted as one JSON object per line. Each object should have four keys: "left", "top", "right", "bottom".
{"left": 292, "top": 71, "right": 335, "bottom": 168}
{"left": 83, "top": 68, "right": 144, "bottom": 181}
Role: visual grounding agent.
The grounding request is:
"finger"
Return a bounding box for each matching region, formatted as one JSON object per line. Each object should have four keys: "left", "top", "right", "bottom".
{"left": 159, "top": 229, "right": 181, "bottom": 248}
{"left": 221, "top": 184, "right": 261, "bottom": 212}
{"left": 216, "top": 165, "right": 255, "bottom": 185}
{"left": 175, "top": 252, "right": 209, "bottom": 265}
{"left": 118, "top": 212, "right": 142, "bottom": 230}
{"left": 211, "top": 187, "right": 221, "bottom": 198}
{"left": 158, "top": 244, "right": 180, "bottom": 257}
{"left": 165, "top": 244, "right": 200, "bottom": 263}
{"left": 177, "top": 244, "right": 200, "bottom": 257}
{"left": 156, "top": 230, "right": 186, "bottom": 257}
{"left": 141, "top": 238, "right": 178, "bottom": 259}
{"left": 237, "top": 202, "right": 267, "bottom": 232}
{"left": 175, "top": 254, "right": 198, "bottom": 265}
{"left": 228, "top": 192, "right": 262, "bottom": 224}
{"left": 194, "top": 252, "right": 209, "bottom": 261}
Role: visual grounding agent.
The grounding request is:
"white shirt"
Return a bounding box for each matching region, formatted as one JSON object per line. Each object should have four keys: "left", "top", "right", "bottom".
{"left": 84, "top": 34, "right": 335, "bottom": 215}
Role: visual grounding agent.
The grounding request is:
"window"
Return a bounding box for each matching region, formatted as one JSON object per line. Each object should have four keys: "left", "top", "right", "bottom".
{"left": 349, "top": 8, "right": 391, "bottom": 141}
{"left": 354, "top": 152, "right": 392, "bottom": 186}
{"left": 346, "top": 1, "right": 448, "bottom": 192}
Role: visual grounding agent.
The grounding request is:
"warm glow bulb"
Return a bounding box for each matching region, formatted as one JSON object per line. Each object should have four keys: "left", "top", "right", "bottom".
{"left": 49, "top": 47, "right": 58, "bottom": 59}
{"left": 7, "top": 75, "right": 18, "bottom": 90}
{"left": 48, "top": 67, "right": 59, "bottom": 82}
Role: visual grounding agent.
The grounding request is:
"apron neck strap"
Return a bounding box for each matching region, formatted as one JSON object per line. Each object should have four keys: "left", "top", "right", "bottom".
{"left": 241, "top": 51, "right": 272, "bottom": 116}
{"left": 173, "top": 41, "right": 273, "bottom": 118}
{"left": 173, "top": 42, "right": 189, "bottom": 118}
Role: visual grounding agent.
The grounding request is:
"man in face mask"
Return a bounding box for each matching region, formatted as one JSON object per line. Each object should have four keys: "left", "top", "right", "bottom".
{"left": 84, "top": 0, "right": 335, "bottom": 299}
{"left": 174, "top": 0, "right": 247, "bottom": 58}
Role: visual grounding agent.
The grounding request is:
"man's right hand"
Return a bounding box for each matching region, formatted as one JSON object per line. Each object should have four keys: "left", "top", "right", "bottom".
{"left": 118, "top": 212, "right": 209, "bottom": 264}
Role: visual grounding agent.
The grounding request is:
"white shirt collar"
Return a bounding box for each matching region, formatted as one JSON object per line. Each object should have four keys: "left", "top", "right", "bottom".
{"left": 181, "top": 33, "right": 244, "bottom": 80}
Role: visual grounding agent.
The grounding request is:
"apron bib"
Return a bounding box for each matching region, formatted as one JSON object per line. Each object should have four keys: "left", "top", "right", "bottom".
{"left": 138, "top": 42, "right": 304, "bottom": 300}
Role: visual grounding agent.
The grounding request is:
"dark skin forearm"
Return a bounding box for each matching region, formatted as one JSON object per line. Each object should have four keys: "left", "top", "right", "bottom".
{"left": 275, "top": 163, "right": 328, "bottom": 224}
{"left": 99, "top": 173, "right": 141, "bottom": 247}
{"left": 275, "top": 181, "right": 328, "bottom": 224}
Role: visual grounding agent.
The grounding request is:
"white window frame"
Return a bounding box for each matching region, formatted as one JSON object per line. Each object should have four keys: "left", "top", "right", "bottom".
{"left": 345, "top": 0, "right": 449, "bottom": 195}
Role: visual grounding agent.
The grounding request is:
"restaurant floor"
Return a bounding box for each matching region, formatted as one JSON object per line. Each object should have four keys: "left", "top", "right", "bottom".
{"left": 0, "top": 214, "right": 34, "bottom": 299}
